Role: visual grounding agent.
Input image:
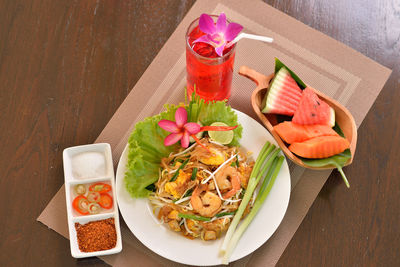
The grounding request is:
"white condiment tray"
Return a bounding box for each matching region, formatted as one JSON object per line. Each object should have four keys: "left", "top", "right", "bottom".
{"left": 63, "top": 143, "right": 122, "bottom": 258}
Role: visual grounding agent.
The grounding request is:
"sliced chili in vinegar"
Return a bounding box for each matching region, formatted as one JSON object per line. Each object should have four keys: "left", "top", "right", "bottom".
{"left": 89, "top": 182, "right": 111, "bottom": 194}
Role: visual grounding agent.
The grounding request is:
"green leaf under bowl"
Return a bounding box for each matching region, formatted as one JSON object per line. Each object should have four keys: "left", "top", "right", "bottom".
{"left": 300, "top": 124, "right": 352, "bottom": 188}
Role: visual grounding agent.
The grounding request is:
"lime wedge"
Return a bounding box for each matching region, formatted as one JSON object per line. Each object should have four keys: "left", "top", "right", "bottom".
{"left": 208, "top": 122, "right": 234, "bottom": 144}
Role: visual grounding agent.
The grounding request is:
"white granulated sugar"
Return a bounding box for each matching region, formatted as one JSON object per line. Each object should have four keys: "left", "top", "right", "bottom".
{"left": 71, "top": 152, "right": 106, "bottom": 179}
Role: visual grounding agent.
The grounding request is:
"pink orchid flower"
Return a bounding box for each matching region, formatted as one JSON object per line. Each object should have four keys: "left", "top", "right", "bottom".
{"left": 158, "top": 107, "right": 201, "bottom": 148}
{"left": 193, "top": 13, "right": 243, "bottom": 57}
{"left": 158, "top": 107, "right": 238, "bottom": 148}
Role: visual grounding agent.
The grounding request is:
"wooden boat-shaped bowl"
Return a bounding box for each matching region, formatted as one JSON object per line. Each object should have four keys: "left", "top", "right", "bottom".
{"left": 239, "top": 66, "right": 357, "bottom": 170}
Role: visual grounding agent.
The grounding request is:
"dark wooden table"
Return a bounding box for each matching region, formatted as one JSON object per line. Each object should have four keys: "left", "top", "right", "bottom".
{"left": 1, "top": 0, "right": 399, "bottom": 266}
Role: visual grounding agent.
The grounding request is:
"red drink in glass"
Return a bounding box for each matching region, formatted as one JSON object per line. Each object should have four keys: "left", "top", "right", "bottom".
{"left": 186, "top": 16, "right": 236, "bottom": 101}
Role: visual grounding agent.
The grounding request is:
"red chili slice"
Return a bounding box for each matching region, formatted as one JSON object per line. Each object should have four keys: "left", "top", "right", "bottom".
{"left": 200, "top": 125, "right": 238, "bottom": 132}
{"left": 89, "top": 182, "right": 111, "bottom": 194}
{"left": 190, "top": 134, "right": 211, "bottom": 152}
{"left": 72, "top": 195, "right": 89, "bottom": 215}
{"left": 98, "top": 193, "right": 113, "bottom": 209}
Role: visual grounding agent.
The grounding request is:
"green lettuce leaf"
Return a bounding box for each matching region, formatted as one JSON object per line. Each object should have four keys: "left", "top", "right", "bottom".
{"left": 124, "top": 104, "right": 180, "bottom": 198}
{"left": 124, "top": 100, "right": 243, "bottom": 198}
{"left": 198, "top": 101, "right": 242, "bottom": 146}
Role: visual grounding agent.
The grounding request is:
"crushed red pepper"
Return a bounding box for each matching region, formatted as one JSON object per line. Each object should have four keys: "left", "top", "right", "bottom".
{"left": 75, "top": 218, "right": 117, "bottom": 252}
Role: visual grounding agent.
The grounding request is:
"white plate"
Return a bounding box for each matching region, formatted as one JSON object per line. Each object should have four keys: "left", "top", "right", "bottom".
{"left": 116, "top": 110, "right": 291, "bottom": 266}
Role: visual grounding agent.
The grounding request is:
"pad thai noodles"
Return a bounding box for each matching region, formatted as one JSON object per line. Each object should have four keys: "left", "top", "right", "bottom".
{"left": 149, "top": 138, "right": 254, "bottom": 241}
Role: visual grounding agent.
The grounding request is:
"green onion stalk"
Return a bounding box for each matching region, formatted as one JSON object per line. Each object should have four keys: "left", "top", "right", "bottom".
{"left": 220, "top": 141, "right": 280, "bottom": 254}
{"left": 170, "top": 158, "right": 190, "bottom": 182}
{"left": 178, "top": 213, "right": 210, "bottom": 222}
{"left": 222, "top": 156, "right": 284, "bottom": 264}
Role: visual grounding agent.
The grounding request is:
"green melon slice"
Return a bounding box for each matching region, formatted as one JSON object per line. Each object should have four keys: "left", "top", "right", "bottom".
{"left": 261, "top": 67, "right": 303, "bottom": 116}
{"left": 292, "top": 87, "right": 335, "bottom": 127}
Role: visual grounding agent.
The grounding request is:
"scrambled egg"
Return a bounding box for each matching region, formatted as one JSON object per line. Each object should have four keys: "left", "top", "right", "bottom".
{"left": 186, "top": 219, "right": 202, "bottom": 236}
{"left": 167, "top": 210, "right": 179, "bottom": 220}
{"left": 199, "top": 148, "right": 226, "bottom": 165}
{"left": 164, "top": 170, "right": 190, "bottom": 198}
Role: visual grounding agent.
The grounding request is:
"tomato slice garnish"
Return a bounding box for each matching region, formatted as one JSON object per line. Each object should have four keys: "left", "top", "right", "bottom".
{"left": 98, "top": 193, "right": 113, "bottom": 209}
{"left": 89, "top": 182, "right": 111, "bottom": 194}
{"left": 72, "top": 195, "right": 89, "bottom": 215}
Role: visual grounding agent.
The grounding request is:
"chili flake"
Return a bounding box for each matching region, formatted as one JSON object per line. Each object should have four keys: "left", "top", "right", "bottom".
{"left": 75, "top": 218, "right": 117, "bottom": 252}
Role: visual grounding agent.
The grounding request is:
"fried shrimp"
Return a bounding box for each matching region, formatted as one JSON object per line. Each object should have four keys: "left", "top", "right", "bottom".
{"left": 190, "top": 184, "right": 222, "bottom": 217}
{"left": 215, "top": 165, "right": 241, "bottom": 199}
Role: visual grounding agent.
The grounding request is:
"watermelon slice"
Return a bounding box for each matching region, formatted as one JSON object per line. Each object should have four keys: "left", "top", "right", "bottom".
{"left": 292, "top": 87, "right": 335, "bottom": 127}
{"left": 261, "top": 67, "right": 303, "bottom": 116}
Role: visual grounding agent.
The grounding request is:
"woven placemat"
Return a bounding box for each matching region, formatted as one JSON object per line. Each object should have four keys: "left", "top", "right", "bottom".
{"left": 38, "top": 0, "right": 391, "bottom": 266}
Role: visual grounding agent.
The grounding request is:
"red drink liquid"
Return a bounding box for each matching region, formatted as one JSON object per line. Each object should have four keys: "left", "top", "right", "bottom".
{"left": 186, "top": 22, "right": 236, "bottom": 102}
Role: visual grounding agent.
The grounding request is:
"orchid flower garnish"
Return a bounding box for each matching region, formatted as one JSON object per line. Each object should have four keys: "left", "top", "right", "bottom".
{"left": 193, "top": 12, "right": 243, "bottom": 57}
{"left": 158, "top": 107, "right": 200, "bottom": 148}
{"left": 158, "top": 107, "right": 238, "bottom": 148}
